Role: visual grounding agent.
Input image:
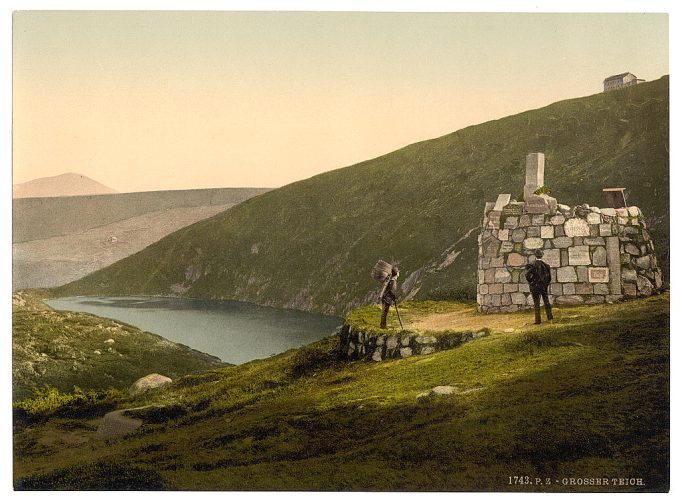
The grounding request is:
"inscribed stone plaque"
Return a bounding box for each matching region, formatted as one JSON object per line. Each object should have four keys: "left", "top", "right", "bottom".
{"left": 524, "top": 195, "right": 550, "bottom": 214}
{"left": 493, "top": 194, "right": 512, "bottom": 212}
{"left": 502, "top": 203, "right": 523, "bottom": 217}
{"left": 568, "top": 246, "right": 591, "bottom": 265}
{"left": 564, "top": 218, "right": 590, "bottom": 237}
{"left": 588, "top": 267, "right": 610, "bottom": 283}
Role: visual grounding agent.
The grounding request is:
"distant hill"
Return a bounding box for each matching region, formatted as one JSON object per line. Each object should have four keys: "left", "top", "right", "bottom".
{"left": 13, "top": 188, "right": 270, "bottom": 290}
{"left": 56, "top": 77, "right": 669, "bottom": 315}
{"left": 13, "top": 187, "right": 270, "bottom": 243}
{"left": 13, "top": 173, "right": 117, "bottom": 199}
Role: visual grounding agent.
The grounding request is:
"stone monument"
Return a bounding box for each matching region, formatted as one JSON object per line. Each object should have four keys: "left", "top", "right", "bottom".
{"left": 476, "top": 153, "right": 662, "bottom": 313}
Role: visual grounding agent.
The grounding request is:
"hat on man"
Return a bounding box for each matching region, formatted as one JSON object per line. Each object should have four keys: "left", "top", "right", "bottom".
{"left": 535, "top": 249, "right": 544, "bottom": 258}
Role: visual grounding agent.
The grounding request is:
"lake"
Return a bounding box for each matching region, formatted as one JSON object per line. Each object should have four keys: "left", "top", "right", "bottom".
{"left": 45, "top": 296, "right": 344, "bottom": 365}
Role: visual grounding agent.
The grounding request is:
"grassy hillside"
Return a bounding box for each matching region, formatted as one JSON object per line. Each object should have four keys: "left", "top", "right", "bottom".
{"left": 14, "top": 294, "right": 669, "bottom": 491}
{"left": 56, "top": 77, "right": 669, "bottom": 315}
{"left": 12, "top": 291, "right": 227, "bottom": 400}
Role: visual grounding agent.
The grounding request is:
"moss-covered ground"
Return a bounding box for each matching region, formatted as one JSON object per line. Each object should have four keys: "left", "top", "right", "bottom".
{"left": 13, "top": 293, "right": 669, "bottom": 491}
{"left": 12, "top": 291, "right": 226, "bottom": 401}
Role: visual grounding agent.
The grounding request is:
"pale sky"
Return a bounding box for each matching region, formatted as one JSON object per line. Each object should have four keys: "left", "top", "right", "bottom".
{"left": 12, "top": 11, "right": 668, "bottom": 192}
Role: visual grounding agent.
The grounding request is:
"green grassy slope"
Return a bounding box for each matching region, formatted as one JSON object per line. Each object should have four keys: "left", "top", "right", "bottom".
{"left": 12, "top": 291, "right": 227, "bottom": 400}
{"left": 14, "top": 294, "right": 669, "bottom": 491}
{"left": 56, "top": 77, "right": 669, "bottom": 315}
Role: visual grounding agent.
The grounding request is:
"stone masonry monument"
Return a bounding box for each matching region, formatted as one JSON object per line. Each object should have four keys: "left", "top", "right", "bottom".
{"left": 477, "top": 153, "right": 663, "bottom": 313}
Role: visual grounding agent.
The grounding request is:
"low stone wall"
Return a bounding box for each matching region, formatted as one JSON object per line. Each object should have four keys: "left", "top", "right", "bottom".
{"left": 339, "top": 324, "right": 490, "bottom": 362}
{"left": 477, "top": 203, "right": 663, "bottom": 313}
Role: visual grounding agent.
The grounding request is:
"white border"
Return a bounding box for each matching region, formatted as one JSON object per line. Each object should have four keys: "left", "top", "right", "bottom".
{"left": 2, "top": 2, "right": 676, "bottom": 502}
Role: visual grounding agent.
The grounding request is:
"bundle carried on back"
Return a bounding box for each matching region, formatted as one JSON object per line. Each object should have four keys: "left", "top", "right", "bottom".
{"left": 371, "top": 260, "right": 393, "bottom": 282}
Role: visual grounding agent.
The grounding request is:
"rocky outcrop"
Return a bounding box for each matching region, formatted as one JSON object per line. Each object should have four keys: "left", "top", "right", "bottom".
{"left": 339, "top": 325, "right": 489, "bottom": 362}
{"left": 129, "top": 374, "right": 172, "bottom": 396}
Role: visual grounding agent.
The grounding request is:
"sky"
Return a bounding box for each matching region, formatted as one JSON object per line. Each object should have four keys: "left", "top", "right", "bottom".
{"left": 12, "top": 10, "right": 669, "bottom": 193}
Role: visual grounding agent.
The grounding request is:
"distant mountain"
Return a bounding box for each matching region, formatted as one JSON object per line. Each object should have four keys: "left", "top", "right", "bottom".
{"left": 13, "top": 187, "right": 271, "bottom": 290}
{"left": 13, "top": 172, "right": 117, "bottom": 198}
{"left": 56, "top": 77, "right": 669, "bottom": 316}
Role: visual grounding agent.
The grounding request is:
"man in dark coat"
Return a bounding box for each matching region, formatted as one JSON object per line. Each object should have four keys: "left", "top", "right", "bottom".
{"left": 379, "top": 266, "right": 399, "bottom": 329}
{"left": 524, "top": 249, "right": 553, "bottom": 324}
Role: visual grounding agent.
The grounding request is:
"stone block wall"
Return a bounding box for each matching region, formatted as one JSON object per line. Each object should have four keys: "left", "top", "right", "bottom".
{"left": 339, "top": 324, "right": 489, "bottom": 361}
{"left": 477, "top": 202, "right": 663, "bottom": 313}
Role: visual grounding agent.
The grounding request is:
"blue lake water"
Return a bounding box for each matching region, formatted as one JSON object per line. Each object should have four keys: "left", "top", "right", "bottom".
{"left": 45, "top": 296, "right": 344, "bottom": 365}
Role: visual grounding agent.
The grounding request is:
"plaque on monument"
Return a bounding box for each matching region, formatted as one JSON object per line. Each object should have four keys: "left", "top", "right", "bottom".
{"left": 568, "top": 246, "right": 591, "bottom": 266}
{"left": 588, "top": 267, "right": 610, "bottom": 283}
{"left": 564, "top": 218, "right": 590, "bottom": 237}
{"left": 524, "top": 195, "right": 549, "bottom": 214}
{"left": 502, "top": 203, "right": 523, "bottom": 216}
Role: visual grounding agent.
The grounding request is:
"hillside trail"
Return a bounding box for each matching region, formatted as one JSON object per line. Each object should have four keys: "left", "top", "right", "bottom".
{"left": 409, "top": 305, "right": 587, "bottom": 333}
{"left": 96, "top": 406, "right": 151, "bottom": 438}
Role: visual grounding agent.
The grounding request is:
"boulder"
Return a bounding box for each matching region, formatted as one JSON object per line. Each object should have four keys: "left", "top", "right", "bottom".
{"left": 129, "top": 373, "right": 172, "bottom": 396}
{"left": 432, "top": 386, "right": 457, "bottom": 395}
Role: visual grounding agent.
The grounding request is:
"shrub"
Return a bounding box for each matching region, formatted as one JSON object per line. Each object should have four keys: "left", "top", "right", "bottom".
{"left": 13, "top": 386, "right": 123, "bottom": 424}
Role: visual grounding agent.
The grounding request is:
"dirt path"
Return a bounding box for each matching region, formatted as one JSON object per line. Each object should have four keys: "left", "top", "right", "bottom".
{"left": 96, "top": 409, "right": 145, "bottom": 438}
{"left": 409, "top": 305, "right": 566, "bottom": 333}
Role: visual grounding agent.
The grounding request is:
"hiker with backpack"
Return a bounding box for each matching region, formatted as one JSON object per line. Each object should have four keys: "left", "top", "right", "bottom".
{"left": 524, "top": 249, "right": 553, "bottom": 324}
{"left": 371, "top": 260, "right": 403, "bottom": 329}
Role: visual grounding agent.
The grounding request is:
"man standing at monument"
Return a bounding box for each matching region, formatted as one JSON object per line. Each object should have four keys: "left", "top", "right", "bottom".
{"left": 525, "top": 250, "right": 553, "bottom": 324}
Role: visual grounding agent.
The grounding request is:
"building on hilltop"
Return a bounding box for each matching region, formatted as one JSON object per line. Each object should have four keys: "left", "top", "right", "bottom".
{"left": 477, "top": 153, "right": 662, "bottom": 314}
{"left": 603, "top": 72, "right": 644, "bottom": 92}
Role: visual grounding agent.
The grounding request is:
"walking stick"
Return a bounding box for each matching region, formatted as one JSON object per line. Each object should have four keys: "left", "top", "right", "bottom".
{"left": 393, "top": 300, "right": 404, "bottom": 330}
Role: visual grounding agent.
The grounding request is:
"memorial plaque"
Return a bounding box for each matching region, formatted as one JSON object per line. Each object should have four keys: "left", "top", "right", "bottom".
{"left": 525, "top": 197, "right": 550, "bottom": 214}
{"left": 502, "top": 203, "right": 523, "bottom": 217}
{"left": 568, "top": 245, "right": 591, "bottom": 265}
{"left": 564, "top": 218, "right": 590, "bottom": 237}
{"left": 588, "top": 267, "right": 610, "bottom": 283}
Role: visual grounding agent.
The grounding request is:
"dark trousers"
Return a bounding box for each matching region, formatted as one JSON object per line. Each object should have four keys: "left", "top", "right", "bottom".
{"left": 531, "top": 288, "right": 553, "bottom": 323}
{"left": 380, "top": 302, "right": 391, "bottom": 328}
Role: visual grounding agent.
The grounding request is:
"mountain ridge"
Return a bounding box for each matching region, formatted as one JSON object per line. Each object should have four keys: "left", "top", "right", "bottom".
{"left": 13, "top": 172, "right": 117, "bottom": 199}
